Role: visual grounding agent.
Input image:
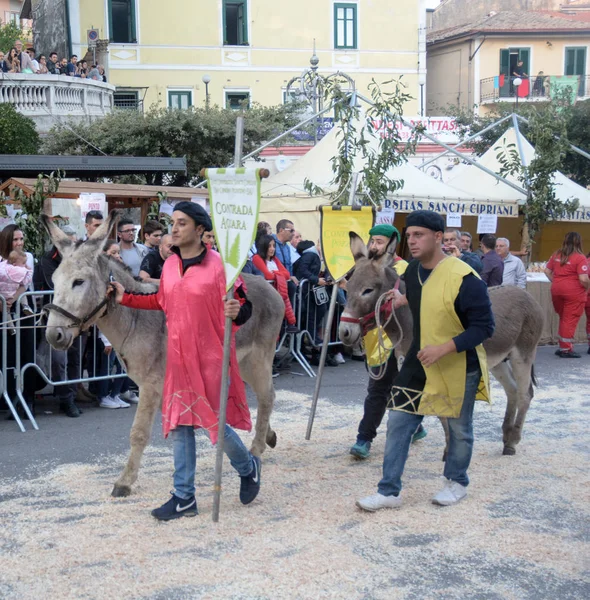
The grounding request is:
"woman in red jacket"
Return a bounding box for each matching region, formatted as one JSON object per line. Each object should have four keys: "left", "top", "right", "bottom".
{"left": 545, "top": 232, "right": 589, "bottom": 358}
{"left": 252, "top": 234, "right": 298, "bottom": 332}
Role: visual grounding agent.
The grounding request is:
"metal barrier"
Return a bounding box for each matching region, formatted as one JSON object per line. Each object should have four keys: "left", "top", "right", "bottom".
{"left": 4, "top": 290, "right": 127, "bottom": 432}
{"left": 276, "top": 279, "right": 345, "bottom": 378}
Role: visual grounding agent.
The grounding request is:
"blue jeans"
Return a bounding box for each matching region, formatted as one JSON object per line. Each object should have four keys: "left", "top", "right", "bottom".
{"left": 109, "top": 354, "right": 130, "bottom": 398}
{"left": 378, "top": 369, "right": 481, "bottom": 497}
{"left": 172, "top": 425, "right": 254, "bottom": 499}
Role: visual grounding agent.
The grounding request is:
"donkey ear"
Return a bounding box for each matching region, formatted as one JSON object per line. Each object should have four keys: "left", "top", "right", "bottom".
{"left": 372, "top": 234, "right": 399, "bottom": 267}
{"left": 85, "top": 209, "right": 121, "bottom": 251}
{"left": 40, "top": 213, "right": 73, "bottom": 255}
{"left": 349, "top": 231, "right": 368, "bottom": 262}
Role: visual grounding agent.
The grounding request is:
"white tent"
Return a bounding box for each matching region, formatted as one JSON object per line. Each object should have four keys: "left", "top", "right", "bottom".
{"left": 259, "top": 116, "right": 514, "bottom": 239}
{"left": 445, "top": 127, "right": 590, "bottom": 222}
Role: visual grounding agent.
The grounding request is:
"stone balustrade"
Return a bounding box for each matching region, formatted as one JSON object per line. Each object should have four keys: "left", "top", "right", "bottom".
{"left": 0, "top": 73, "right": 115, "bottom": 133}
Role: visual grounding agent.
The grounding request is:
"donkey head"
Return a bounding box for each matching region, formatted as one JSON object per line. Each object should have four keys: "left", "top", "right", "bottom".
{"left": 339, "top": 232, "right": 401, "bottom": 346}
{"left": 41, "top": 210, "right": 120, "bottom": 350}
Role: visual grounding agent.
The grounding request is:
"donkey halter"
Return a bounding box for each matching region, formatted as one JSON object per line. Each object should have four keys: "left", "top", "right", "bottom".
{"left": 340, "top": 278, "right": 400, "bottom": 336}
{"left": 43, "top": 272, "right": 114, "bottom": 330}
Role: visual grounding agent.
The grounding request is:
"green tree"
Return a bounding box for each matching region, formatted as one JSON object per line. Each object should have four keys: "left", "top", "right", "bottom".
{"left": 444, "top": 99, "right": 590, "bottom": 187}
{"left": 305, "top": 77, "right": 421, "bottom": 205}
{"left": 42, "top": 104, "right": 300, "bottom": 186}
{"left": 7, "top": 174, "right": 62, "bottom": 258}
{"left": 0, "top": 105, "right": 39, "bottom": 154}
{"left": 0, "top": 20, "right": 26, "bottom": 54}
{"left": 495, "top": 104, "right": 579, "bottom": 255}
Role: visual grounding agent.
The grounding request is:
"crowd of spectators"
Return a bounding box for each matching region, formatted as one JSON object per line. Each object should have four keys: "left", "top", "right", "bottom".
{"left": 0, "top": 39, "right": 106, "bottom": 81}
{"left": 0, "top": 207, "right": 537, "bottom": 421}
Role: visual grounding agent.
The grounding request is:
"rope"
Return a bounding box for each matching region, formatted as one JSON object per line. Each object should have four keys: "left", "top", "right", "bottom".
{"left": 366, "top": 291, "right": 404, "bottom": 381}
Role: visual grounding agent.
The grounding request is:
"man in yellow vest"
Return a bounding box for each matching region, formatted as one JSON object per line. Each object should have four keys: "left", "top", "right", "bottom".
{"left": 357, "top": 210, "right": 494, "bottom": 510}
{"left": 350, "top": 224, "right": 427, "bottom": 460}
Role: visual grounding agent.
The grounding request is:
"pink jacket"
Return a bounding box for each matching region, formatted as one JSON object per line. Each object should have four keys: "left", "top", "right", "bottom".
{"left": 0, "top": 260, "right": 32, "bottom": 300}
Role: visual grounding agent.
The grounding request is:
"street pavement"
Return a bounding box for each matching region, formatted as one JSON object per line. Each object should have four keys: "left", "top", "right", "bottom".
{"left": 0, "top": 344, "right": 588, "bottom": 599}
{"left": 0, "top": 344, "right": 586, "bottom": 480}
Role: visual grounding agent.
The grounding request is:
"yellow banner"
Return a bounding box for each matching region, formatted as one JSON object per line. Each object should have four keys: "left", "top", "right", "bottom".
{"left": 320, "top": 205, "right": 375, "bottom": 281}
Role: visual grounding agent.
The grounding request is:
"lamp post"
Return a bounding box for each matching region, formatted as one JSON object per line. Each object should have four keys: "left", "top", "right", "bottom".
{"left": 285, "top": 41, "right": 355, "bottom": 145}
{"left": 513, "top": 77, "right": 522, "bottom": 110}
{"left": 202, "top": 74, "right": 211, "bottom": 110}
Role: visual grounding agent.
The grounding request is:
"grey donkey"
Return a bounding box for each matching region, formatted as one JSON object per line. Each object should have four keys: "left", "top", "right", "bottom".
{"left": 41, "top": 211, "right": 285, "bottom": 497}
{"left": 339, "top": 232, "right": 544, "bottom": 456}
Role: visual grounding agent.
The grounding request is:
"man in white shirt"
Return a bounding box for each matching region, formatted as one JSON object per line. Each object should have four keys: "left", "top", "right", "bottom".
{"left": 27, "top": 48, "right": 40, "bottom": 73}
{"left": 496, "top": 237, "right": 527, "bottom": 289}
{"left": 288, "top": 230, "right": 302, "bottom": 266}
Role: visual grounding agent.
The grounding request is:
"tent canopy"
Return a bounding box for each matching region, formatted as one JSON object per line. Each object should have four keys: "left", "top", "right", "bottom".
{"left": 260, "top": 113, "right": 512, "bottom": 239}
{"left": 445, "top": 127, "right": 590, "bottom": 221}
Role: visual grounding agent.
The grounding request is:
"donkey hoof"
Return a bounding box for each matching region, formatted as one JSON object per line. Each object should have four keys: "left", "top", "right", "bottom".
{"left": 111, "top": 484, "right": 131, "bottom": 498}
{"left": 442, "top": 450, "right": 448, "bottom": 462}
{"left": 502, "top": 446, "right": 516, "bottom": 456}
{"left": 266, "top": 431, "right": 277, "bottom": 449}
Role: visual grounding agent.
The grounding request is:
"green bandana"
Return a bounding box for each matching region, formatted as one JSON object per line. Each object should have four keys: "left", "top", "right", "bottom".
{"left": 369, "top": 224, "right": 400, "bottom": 241}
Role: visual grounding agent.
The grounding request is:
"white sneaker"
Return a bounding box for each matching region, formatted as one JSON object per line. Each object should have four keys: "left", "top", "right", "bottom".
{"left": 334, "top": 352, "right": 346, "bottom": 364}
{"left": 432, "top": 479, "right": 467, "bottom": 506}
{"left": 356, "top": 492, "right": 402, "bottom": 512}
{"left": 99, "top": 396, "right": 120, "bottom": 409}
{"left": 120, "top": 390, "right": 139, "bottom": 404}
{"left": 113, "top": 395, "right": 130, "bottom": 408}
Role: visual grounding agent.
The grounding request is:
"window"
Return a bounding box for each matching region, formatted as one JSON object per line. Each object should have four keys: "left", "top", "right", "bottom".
{"left": 168, "top": 91, "right": 193, "bottom": 110}
{"left": 225, "top": 91, "right": 250, "bottom": 110}
{"left": 565, "top": 47, "right": 587, "bottom": 96}
{"left": 114, "top": 92, "right": 141, "bottom": 111}
{"left": 499, "top": 48, "right": 530, "bottom": 97}
{"left": 282, "top": 89, "right": 300, "bottom": 104}
{"left": 108, "top": 0, "right": 137, "bottom": 44}
{"left": 4, "top": 12, "right": 19, "bottom": 25}
{"left": 223, "top": 0, "right": 248, "bottom": 46}
{"left": 334, "top": 3, "right": 357, "bottom": 49}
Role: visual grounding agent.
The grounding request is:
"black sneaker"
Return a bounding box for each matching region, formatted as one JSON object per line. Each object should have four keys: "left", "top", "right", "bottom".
{"left": 60, "top": 400, "right": 81, "bottom": 418}
{"left": 240, "top": 456, "right": 261, "bottom": 505}
{"left": 556, "top": 350, "right": 581, "bottom": 358}
{"left": 151, "top": 493, "right": 198, "bottom": 521}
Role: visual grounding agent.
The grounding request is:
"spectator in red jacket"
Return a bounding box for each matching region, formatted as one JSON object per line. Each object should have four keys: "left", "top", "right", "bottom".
{"left": 545, "top": 232, "right": 589, "bottom": 358}
{"left": 252, "top": 234, "right": 297, "bottom": 332}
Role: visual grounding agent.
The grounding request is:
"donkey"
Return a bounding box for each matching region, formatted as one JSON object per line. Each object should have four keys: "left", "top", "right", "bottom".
{"left": 339, "top": 233, "right": 544, "bottom": 456}
{"left": 41, "top": 211, "right": 285, "bottom": 497}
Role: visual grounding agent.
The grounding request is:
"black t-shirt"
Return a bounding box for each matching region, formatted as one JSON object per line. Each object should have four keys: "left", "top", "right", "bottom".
{"left": 140, "top": 249, "right": 165, "bottom": 279}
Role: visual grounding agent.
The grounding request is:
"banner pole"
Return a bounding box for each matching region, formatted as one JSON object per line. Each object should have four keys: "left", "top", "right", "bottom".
{"left": 305, "top": 278, "right": 341, "bottom": 440}
{"left": 212, "top": 115, "right": 244, "bottom": 523}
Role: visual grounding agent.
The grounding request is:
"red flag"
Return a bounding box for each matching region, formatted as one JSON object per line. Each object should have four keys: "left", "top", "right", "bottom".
{"left": 517, "top": 78, "right": 530, "bottom": 97}
{"left": 499, "top": 74, "right": 505, "bottom": 87}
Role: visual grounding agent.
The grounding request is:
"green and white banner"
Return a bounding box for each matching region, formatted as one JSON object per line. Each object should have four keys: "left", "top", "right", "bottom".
{"left": 205, "top": 167, "right": 262, "bottom": 290}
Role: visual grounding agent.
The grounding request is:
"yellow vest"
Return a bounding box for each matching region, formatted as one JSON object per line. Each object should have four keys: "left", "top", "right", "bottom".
{"left": 417, "top": 257, "right": 491, "bottom": 417}
{"left": 363, "top": 258, "right": 409, "bottom": 368}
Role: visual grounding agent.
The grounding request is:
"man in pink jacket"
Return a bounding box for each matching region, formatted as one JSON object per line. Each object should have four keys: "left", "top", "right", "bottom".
{"left": 111, "top": 202, "right": 260, "bottom": 520}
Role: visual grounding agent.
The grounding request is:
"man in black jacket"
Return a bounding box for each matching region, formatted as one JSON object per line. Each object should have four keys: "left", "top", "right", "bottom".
{"left": 34, "top": 230, "right": 82, "bottom": 418}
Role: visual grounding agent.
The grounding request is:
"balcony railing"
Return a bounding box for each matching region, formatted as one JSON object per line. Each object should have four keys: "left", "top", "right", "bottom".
{"left": 0, "top": 74, "right": 115, "bottom": 133}
{"left": 480, "top": 75, "right": 589, "bottom": 104}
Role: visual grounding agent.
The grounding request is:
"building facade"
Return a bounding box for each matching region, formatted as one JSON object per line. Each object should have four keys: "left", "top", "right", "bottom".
{"left": 65, "top": 0, "right": 427, "bottom": 114}
{"left": 426, "top": 9, "right": 590, "bottom": 114}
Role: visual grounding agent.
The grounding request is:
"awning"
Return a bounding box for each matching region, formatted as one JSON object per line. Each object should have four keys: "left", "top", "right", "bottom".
{"left": 0, "top": 155, "right": 187, "bottom": 179}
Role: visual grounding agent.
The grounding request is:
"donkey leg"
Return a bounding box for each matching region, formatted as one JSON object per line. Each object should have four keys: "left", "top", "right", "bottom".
{"left": 491, "top": 362, "right": 519, "bottom": 455}
{"left": 112, "top": 385, "right": 160, "bottom": 497}
{"left": 240, "top": 352, "right": 276, "bottom": 457}
{"left": 505, "top": 358, "right": 535, "bottom": 454}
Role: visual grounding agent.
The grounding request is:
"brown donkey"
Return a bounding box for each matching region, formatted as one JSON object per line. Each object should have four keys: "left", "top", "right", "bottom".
{"left": 339, "top": 233, "right": 544, "bottom": 456}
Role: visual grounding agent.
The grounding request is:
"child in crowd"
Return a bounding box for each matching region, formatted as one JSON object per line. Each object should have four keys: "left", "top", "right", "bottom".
{"left": 98, "top": 240, "right": 139, "bottom": 407}
{"left": 0, "top": 250, "right": 33, "bottom": 334}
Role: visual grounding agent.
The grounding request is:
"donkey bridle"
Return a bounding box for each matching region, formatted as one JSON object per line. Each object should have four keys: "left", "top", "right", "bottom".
{"left": 341, "top": 279, "right": 400, "bottom": 337}
{"left": 43, "top": 297, "right": 110, "bottom": 330}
